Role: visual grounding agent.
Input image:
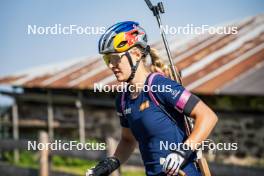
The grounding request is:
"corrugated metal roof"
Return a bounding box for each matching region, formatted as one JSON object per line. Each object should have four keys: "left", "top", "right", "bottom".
{"left": 1, "top": 14, "right": 264, "bottom": 95}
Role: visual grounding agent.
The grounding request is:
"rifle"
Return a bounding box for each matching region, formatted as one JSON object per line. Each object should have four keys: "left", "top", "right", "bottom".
{"left": 144, "top": 1, "right": 211, "bottom": 175}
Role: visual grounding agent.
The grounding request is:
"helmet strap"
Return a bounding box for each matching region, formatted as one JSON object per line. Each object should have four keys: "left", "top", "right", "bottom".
{"left": 125, "top": 51, "right": 142, "bottom": 83}
{"left": 143, "top": 45, "right": 150, "bottom": 57}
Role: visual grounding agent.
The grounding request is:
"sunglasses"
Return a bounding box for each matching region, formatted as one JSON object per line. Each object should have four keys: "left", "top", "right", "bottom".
{"left": 103, "top": 52, "right": 126, "bottom": 66}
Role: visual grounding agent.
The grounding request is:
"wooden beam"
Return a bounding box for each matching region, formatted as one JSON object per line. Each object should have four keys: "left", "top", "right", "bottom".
{"left": 106, "top": 137, "right": 120, "bottom": 176}
{"left": 12, "top": 101, "right": 19, "bottom": 163}
{"left": 0, "top": 162, "right": 77, "bottom": 176}
{"left": 39, "top": 131, "right": 49, "bottom": 176}
{"left": 76, "top": 92, "right": 85, "bottom": 144}
{"left": 47, "top": 91, "right": 54, "bottom": 140}
{"left": 1, "top": 119, "right": 93, "bottom": 129}
{"left": 3, "top": 114, "right": 9, "bottom": 138}
{"left": 0, "top": 91, "right": 115, "bottom": 107}
{"left": 0, "top": 139, "right": 143, "bottom": 166}
{"left": 0, "top": 115, "right": 2, "bottom": 139}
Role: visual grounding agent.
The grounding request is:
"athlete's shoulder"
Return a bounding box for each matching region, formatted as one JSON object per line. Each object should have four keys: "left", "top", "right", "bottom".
{"left": 150, "top": 72, "right": 179, "bottom": 86}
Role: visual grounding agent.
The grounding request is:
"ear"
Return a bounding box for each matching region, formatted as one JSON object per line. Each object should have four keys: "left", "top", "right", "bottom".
{"left": 130, "top": 47, "right": 142, "bottom": 60}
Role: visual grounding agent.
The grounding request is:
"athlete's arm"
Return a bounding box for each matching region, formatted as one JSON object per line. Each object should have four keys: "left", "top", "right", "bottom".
{"left": 114, "top": 127, "right": 137, "bottom": 164}
{"left": 163, "top": 100, "right": 218, "bottom": 175}
{"left": 184, "top": 100, "right": 218, "bottom": 150}
{"left": 87, "top": 128, "right": 136, "bottom": 176}
{"left": 151, "top": 74, "right": 218, "bottom": 149}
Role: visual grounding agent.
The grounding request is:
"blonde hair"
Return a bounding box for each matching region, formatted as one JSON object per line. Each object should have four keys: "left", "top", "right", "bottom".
{"left": 135, "top": 46, "right": 173, "bottom": 79}
{"left": 148, "top": 48, "right": 172, "bottom": 79}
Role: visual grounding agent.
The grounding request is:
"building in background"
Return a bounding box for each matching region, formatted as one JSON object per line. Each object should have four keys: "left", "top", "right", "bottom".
{"left": 0, "top": 14, "right": 264, "bottom": 168}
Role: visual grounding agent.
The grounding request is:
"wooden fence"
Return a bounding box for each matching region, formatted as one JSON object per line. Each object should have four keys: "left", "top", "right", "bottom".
{"left": 0, "top": 131, "right": 142, "bottom": 176}
{"left": 1, "top": 131, "right": 264, "bottom": 176}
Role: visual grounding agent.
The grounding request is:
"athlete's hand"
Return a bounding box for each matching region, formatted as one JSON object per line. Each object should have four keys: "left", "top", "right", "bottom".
{"left": 86, "top": 157, "right": 120, "bottom": 176}
{"left": 162, "top": 147, "right": 193, "bottom": 175}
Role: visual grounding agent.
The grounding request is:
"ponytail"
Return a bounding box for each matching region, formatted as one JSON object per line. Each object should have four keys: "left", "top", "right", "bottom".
{"left": 149, "top": 48, "right": 172, "bottom": 79}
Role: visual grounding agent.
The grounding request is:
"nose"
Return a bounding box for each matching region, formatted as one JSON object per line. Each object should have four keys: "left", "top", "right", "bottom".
{"left": 108, "top": 62, "right": 114, "bottom": 69}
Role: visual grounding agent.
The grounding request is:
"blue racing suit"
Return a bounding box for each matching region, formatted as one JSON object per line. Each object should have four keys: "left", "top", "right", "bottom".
{"left": 115, "top": 73, "right": 202, "bottom": 176}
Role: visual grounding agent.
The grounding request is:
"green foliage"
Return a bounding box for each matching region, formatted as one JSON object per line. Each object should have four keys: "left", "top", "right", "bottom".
{"left": 3, "top": 151, "right": 14, "bottom": 163}
{"left": 52, "top": 155, "right": 97, "bottom": 167}
{"left": 200, "top": 94, "right": 264, "bottom": 111}
{"left": 250, "top": 97, "right": 264, "bottom": 109}
{"left": 216, "top": 96, "right": 233, "bottom": 110}
{"left": 19, "top": 151, "right": 38, "bottom": 167}
{"left": 122, "top": 170, "right": 145, "bottom": 176}
{"left": 3, "top": 151, "right": 145, "bottom": 175}
{"left": 3, "top": 151, "right": 39, "bottom": 168}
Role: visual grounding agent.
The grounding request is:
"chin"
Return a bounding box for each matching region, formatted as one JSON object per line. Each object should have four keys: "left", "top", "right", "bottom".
{"left": 116, "top": 75, "right": 126, "bottom": 82}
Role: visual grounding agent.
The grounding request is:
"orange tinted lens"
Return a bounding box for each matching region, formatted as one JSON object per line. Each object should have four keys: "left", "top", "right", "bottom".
{"left": 103, "top": 55, "right": 111, "bottom": 65}
{"left": 103, "top": 54, "right": 123, "bottom": 66}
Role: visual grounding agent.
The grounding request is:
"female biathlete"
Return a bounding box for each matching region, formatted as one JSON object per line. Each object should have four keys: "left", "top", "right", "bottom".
{"left": 88, "top": 21, "right": 218, "bottom": 176}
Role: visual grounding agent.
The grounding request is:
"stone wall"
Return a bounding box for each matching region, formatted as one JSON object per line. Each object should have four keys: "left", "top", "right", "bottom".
{"left": 210, "top": 110, "right": 264, "bottom": 161}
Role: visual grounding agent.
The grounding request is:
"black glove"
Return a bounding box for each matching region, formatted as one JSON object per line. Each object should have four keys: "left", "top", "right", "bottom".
{"left": 88, "top": 157, "right": 120, "bottom": 176}
{"left": 173, "top": 145, "right": 193, "bottom": 166}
